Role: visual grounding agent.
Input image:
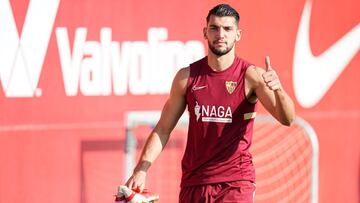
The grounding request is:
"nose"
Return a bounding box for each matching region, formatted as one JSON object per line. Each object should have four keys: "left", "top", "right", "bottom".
{"left": 216, "top": 27, "right": 225, "bottom": 39}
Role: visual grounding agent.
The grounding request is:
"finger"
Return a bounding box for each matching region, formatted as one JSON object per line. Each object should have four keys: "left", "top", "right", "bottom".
{"left": 267, "top": 80, "right": 281, "bottom": 90}
{"left": 265, "top": 56, "right": 272, "bottom": 71}
{"left": 126, "top": 179, "right": 134, "bottom": 189}
{"left": 267, "top": 80, "right": 278, "bottom": 87}
{"left": 132, "top": 182, "right": 140, "bottom": 190}
{"left": 139, "top": 183, "right": 145, "bottom": 193}
{"left": 271, "top": 84, "right": 280, "bottom": 91}
{"left": 262, "top": 71, "right": 275, "bottom": 82}
{"left": 263, "top": 75, "right": 272, "bottom": 83}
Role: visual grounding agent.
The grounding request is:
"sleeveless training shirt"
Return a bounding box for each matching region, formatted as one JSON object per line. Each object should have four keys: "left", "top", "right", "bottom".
{"left": 181, "top": 56, "right": 257, "bottom": 187}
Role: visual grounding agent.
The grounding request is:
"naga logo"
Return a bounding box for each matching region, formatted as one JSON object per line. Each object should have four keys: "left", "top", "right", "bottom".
{"left": 0, "top": 0, "right": 60, "bottom": 97}
{"left": 194, "top": 101, "right": 232, "bottom": 123}
{"left": 293, "top": 0, "right": 360, "bottom": 108}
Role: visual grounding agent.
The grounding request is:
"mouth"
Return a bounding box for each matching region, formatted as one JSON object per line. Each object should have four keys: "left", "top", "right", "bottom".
{"left": 214, "top": 41, "right": 226, "bottom": 46}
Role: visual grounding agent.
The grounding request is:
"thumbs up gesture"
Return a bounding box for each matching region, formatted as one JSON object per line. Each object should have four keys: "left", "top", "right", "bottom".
{"left": 262, "top": 56, "right": 282, "bottom": 91}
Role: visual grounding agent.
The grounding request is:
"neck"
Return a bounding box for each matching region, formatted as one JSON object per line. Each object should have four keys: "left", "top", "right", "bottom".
{"left": 207, "top": 49, "right": 236, "bottom": 71}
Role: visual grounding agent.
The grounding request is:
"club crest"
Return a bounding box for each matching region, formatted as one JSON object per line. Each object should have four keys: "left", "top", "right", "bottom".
{"left": 225, "top": 81, "right": 237, "bottom": 94}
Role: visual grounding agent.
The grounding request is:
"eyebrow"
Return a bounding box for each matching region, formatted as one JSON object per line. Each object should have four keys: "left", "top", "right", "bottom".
{"left": 208, "top": 24, "right": 235, "bottom": 29}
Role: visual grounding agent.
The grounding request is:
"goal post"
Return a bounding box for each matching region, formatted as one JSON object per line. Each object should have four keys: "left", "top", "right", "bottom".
{"left": 124, "top": 111, "right": 318, "bottom": 203}
{"left": 253, "top": 115, "right": 318, "bottom": 203}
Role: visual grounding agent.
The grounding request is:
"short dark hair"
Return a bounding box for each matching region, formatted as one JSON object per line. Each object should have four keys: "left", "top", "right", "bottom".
{"left": 206, "top": 4, "right": 240, "bottom": 24}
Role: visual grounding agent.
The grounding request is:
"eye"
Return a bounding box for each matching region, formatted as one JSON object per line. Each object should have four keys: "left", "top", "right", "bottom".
{"left": 209, "top": 26, "right": 219, "bottom": 31}
{"left": 224, "top": 26, "right": 233, "bottom": 31}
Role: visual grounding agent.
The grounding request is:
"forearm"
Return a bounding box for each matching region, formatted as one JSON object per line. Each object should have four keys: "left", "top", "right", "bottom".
{"left": 134, "top": 130, "right": 170, "bottom": 173}
{"left": 274, "top": 88, "right": 295, "bottom": 126}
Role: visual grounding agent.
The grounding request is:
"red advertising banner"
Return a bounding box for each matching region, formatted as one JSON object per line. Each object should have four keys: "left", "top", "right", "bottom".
{"left": 0, "top": 0, "right": 359, "bottom": 202}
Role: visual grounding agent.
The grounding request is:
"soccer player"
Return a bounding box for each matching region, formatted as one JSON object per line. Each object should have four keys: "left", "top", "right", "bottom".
{"left": 125, "top": 4, "right": 295, "bottom": 202}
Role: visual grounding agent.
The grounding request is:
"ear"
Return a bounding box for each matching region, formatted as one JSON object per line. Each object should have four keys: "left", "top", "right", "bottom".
{"left": 236, "top": 29, "right": 242, "bottom": 41}
{"left": 203, "top": 27, "right": 207, "bottom": 39}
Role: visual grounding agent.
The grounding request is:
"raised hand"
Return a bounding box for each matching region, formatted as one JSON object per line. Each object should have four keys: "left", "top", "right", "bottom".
{"left": 262, "top": 56, "right": 282, "bottom": 91}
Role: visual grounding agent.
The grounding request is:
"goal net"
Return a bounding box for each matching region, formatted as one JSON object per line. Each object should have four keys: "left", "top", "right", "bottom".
{"left": 124, "top": 111, "right": 318, "bottom": 203}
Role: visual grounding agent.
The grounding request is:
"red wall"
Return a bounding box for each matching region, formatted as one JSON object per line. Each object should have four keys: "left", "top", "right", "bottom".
{"left": 0, "top": 0, "right": 359, "bottom": 202}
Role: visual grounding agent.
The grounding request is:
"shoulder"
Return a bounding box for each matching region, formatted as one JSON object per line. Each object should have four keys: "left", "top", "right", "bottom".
{"left": 237, "top": 57, "right": 252, "bottom": 68}
{"left": 175, "top": 67, "right": 190, "bottom": 81}
{"left": 171, "top": 67, "right": 190, "bottom": 95}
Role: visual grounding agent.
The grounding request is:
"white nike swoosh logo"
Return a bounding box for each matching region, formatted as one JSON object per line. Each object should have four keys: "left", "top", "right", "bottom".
{"left": 293, "top": 0, "right": 360, "bottom": 108}
{"left": 192, "top": 85, "right": 207, "bottom": 91}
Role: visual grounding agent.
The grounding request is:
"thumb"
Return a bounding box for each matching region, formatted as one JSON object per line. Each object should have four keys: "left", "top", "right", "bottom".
{"left": 265, "top": 56, "right": 272, "bottom": 71}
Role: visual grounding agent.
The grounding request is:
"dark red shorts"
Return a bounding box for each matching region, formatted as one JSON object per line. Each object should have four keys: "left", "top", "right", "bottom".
{"left": 179, "top": 180, "right": 256, "bottom": 203}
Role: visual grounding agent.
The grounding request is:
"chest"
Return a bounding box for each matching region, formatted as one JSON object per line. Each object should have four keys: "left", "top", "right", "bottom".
{"left": 189, "top": 74, "right": 245, "bottom": 107}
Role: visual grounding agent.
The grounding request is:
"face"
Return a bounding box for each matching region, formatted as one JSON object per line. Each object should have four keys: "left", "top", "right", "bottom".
{"left": 204, "top": 15, "right": 241, "bottom": 56}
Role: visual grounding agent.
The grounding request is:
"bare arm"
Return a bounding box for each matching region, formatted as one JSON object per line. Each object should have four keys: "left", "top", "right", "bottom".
{"left": 125, "top": 67, "right": 189, "bottom": 191}
{"left": 246, "top": 56, "right": 295, "bottom": 126}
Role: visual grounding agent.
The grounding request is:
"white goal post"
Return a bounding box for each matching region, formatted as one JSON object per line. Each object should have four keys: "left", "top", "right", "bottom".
{"left": 124, "top": 111, "right": 318, "bottom": 203}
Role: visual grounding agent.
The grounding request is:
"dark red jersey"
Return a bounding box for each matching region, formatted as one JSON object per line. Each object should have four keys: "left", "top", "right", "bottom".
{"left": 181, "top": 56, "right": 257, "bottom": 187}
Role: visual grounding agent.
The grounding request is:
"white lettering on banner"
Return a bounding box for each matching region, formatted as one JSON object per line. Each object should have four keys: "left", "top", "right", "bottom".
{"left": 0, "top": 0, "right": 60, "bottom": 97}
{"left": 56, "top": 27, "right": 205, "bottom": 96}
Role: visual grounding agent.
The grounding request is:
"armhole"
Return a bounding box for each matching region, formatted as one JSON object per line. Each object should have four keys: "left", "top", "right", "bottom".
{"left": 244, "top": 65, "right": 258, "bottom": 104}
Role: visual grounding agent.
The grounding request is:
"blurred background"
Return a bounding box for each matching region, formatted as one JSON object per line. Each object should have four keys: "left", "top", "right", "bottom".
{"left": 0, "top": 0, "right": 359, "bottom": 202}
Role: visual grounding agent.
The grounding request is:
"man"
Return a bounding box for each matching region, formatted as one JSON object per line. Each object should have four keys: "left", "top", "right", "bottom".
{"left": 126, "top": 4, "right": 295, "bottom": 202}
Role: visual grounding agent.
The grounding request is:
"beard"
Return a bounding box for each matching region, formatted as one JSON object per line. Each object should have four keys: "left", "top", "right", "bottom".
{"left": 208, "top": 40, "right": 235, "bottom": 56}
